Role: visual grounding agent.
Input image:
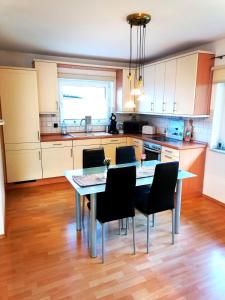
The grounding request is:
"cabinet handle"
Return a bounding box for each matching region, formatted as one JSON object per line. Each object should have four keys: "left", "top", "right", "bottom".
{"left": 151, "top": 102, "right": 154, "bottom": 112}
{"left": 110, "top": 139, "right": 119, "bottom": 142}
{"left": 53, "top": 143, "right": 62, "bottom": 146}
{"left": 165, "top": 149, "right": 173, "bottom": 154}
{"left": 162, "top": 102, "right": 166, "bottom": 112}
{"left": 70, "top": 148, "right": 73, "bottom": 157}
{"left": 56, "top": 101, "right": 59, "bottom": 111}
{"left": 164, "top": 154, "right": 173, "bottom": 160}
{"left": 38, "top": 151, "right": 41, "bottom": 160}
{"left": 173, "top": 102, "right": 177, "bottom": 113}
{"left": 37, "top": 131, "right": 40, "bottom": 141}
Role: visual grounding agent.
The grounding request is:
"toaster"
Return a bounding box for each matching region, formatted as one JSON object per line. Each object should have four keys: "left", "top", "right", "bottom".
{"left": 142, "top": 125, "right": 156, "bottom": 135}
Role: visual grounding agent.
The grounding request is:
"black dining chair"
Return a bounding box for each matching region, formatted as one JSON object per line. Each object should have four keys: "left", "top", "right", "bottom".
{"left": 116, "top": 146, "right": 136, "bottom": 164}
{"left": 82, "top": 148, "right": 105, "bottom": 220}
{"left": 134, "top": 161, "right": 179, "bottom": 253}
{"left": 95, "top": 165, "right": 137, "bottom": 263}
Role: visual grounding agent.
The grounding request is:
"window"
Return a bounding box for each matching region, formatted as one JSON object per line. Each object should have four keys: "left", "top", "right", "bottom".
{"left": 59, "top": 78, "right": 114, "bottom": 126}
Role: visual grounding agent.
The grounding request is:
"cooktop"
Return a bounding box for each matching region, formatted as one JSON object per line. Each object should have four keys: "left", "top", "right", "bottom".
{"left": 150, "top": 136, "right": 182, "bottom": 143}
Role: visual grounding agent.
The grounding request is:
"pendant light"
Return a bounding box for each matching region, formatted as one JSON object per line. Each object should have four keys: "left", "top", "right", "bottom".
{"left": 127, "top": 13, "right": 151, "bottom": 101}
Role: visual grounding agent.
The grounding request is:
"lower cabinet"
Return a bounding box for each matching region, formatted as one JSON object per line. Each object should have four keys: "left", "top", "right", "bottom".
{"left": 101, "top": 137, "right": 127, "bottom": 164}
{"left": 161, "top": 146, "right": 180, "bottom": 163}
{"left": 73, "top": 139, "right": 102, "bottom": 169}
{"left": 127, "top": 137, "right": 143, "bottom": 161}
{"left": 41, "top": 141, "right": 73, "bottom": 178}
{"left": 5, "top": 143, "right": 42, "bottom": 183}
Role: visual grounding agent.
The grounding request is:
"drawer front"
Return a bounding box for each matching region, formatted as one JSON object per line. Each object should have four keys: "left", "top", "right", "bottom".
{"left": 5, "top": 143, "right": 41, "bottom": 151}
{"left": 161, "top": 153, "right": 180, "bottom": 163}
{"left": 73, "top": 139, "right": 101, "bottom": 146}
{"left": 162, "top": 146, "right": 179, "bottom": 158}
{"left": 41, "top": 141, "right": 72, "bottom": 148}
{"left": 101, "top": 137, "right": 127, "bottom": 145}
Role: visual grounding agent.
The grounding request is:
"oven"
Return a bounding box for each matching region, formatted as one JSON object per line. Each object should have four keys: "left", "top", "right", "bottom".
{"left": 143, "top": 141, "right": 162, "bottom": 161}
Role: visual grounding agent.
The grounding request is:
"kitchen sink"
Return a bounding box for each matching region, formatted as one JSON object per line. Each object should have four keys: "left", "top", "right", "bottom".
{"left": 69, "top": 132, "right": 112, "bottom": 138}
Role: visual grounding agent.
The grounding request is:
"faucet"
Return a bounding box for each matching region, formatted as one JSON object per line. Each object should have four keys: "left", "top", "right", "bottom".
{"left": 80, "top": 116, "right": 92, "bottom": 133}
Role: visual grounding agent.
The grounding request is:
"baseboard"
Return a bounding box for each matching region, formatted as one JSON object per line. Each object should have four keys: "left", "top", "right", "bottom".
{"left": 202, "top": 194, "right": 225, "bottom": 208}
{"left": 6, "top": 176, "right": 67, "bottom": 190}
{"left": 0, "top": 233, "right": 6, "bottom": 239}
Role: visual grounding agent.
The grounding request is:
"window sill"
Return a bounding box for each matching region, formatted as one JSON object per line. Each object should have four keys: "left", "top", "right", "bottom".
{"left": 210, "top": 148, "right": 225, "bottom": 155}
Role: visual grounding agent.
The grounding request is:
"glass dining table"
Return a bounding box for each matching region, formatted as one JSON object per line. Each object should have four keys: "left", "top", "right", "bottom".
{"left": 65, "top": 160, "right": 195, "bottom": 258}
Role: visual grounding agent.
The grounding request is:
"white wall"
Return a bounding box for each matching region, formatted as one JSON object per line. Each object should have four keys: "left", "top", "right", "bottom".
{"left": 198, "top": 37, "right": 225, "bottom": 203}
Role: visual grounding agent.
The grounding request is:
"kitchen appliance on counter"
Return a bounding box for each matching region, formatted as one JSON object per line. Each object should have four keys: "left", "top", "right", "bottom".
{"left": 143, "top": 141, "right": 162, "bottom": 161}
{"left": 142, "top": 125, "right": 156, "bottom": 135}
{"left": 108, "top": 113, "right": 119, "bottom": 134}
{"left": 123, "top": 120, "right": 148, "bottom": 134}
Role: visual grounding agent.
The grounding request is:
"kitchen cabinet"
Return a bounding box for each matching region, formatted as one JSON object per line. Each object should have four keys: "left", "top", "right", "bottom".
{"left": 128, "top": 138, "right": 143, "bottom": 160}
{"left": 101, "top": 137, "right": 127, "bottom": 164}
{"left": 116, "top": 69, "right": 135, "bottom": 112}
{"left": 163, "top": 59, "right": 177, "bottom": 114}
{"left": 5, "top": 143, "right": 42, "bottom": 183}
{"left": 138, "top": 64, "right": 155, "bottom": 113}
{"left": 35, "top": 61, "right": 59, "bottom": 113}
{"left": 161, "top": 146, "right": 180, "bottom": 163}
{"left": 154, "top": 63, "right": 166, "bottom": 113}
{"left": 41, "top": 141, "right": 73, "bottom": 178}
{"left": 0, "top": 68, "right": 40, "bottom": 144}
{"left": 174, "top": 52, "right": 214, "bottom": 115}
{"left": 73, "top": 139, "right": 102, "bottom": 169}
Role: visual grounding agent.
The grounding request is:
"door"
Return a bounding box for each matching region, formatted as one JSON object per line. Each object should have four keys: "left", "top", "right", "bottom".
{"left": 164, "top": 59, "right": 177, "bottom": 114}
{"left": 154, "top": 63, "right": 166, "bottom": 113}
{"left": 5, "top": 149, "right": 42, "bottom": 182}
{"left": 174, "top": 54, "right": 198, "bottom": 115}
{"left": 35, "top": 61, "right": 59, "bottom": 113}
{"left": 139, "top": 65, "right": 155, "bottom": 113}
{"left": 42, "top": 147, "right": 73, "bottom": 178}
{"left": 0, "top": 68, "right": 40, "bottom": 143}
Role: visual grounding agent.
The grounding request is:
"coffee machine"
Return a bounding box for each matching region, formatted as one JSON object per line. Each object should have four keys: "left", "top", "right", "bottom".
{"left": 108, "top": 113, "right": 119, "bottom": 134}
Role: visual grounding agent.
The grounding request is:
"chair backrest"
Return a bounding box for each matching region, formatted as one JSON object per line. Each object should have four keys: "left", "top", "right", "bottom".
{"left": 96, "top": 166, "right": 136, "bottom": 223}
{"left": 83, "top": 148, "right": 105, "bottom": 168}
{"left": 148, "top": 162, "right": 179, "bottom": 213}
{"left": 116, "top": 146, "right": 136, "bottom": 164}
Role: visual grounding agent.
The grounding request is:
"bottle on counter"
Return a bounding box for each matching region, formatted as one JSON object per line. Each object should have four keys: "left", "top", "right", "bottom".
{"left": 184, "top": 120, "right": 193, "bottom": 142}
{"left": 61, "top": 120, "right": 68, "bottom": 135}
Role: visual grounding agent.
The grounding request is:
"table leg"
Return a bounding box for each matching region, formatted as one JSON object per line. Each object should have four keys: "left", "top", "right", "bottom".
{"left": 175, "top": 179, "right": 182, "bottom": 234}
{"left": 90, "top": 193, "right": 97, "bottom": 258}
{"left": 75, "top": 191, "right": 81, "bottom": 231}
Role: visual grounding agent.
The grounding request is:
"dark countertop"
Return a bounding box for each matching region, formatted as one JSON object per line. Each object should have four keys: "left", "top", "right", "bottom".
{"left": 40, "top": 133, "right": 207, "bottom": 150}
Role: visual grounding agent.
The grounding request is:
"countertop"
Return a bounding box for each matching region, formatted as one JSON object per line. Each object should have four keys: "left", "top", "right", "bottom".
{"left": 40, "top": 133, "right": 207, "bottom": 150}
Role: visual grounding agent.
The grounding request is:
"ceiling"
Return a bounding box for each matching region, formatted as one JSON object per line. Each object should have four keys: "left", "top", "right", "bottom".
{"left": 1, "top": 0, "right": 225, "bottom": 62}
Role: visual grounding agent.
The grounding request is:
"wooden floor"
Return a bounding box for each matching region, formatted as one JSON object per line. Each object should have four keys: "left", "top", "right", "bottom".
{"left": 1, "top": 183, "right": 225, "bottom": 300}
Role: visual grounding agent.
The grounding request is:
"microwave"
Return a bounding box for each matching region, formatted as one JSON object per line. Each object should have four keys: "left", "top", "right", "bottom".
{"left": 123, "top": 120, "right": 148, "bottom": 134}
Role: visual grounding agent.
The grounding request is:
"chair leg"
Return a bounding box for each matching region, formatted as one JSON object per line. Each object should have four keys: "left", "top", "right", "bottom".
{"left": 132, "top": 217, "right": 136, "bottom": 254}
{"left": 147, "top": 215, "right": 150, "bottom": 253}
{"left": 152, "top": 214, "right": 155, "bottom": 227}
{"left": 118, "top": 219, "right": 121, "bottom": 235}
{"left": 172, "top": 209, "right": 175, "bottom": 245}
{"left": 87, "top": 208, "right": 90, "bottom": 248}
{"left": 125, "top": 218, "right": 128, "bottom": 235}
{"left": 102, "top": 223, "right": 105, "bottom": 263}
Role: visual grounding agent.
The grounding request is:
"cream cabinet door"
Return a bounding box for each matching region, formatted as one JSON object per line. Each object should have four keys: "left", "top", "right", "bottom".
{"left": 5, "top": 149, "right": 42, "bottom": 183}
{"left": 140, "top": 65, "right": 155, "bottom": 113}
{"left": 73, "top": 145, "right": 103, "bottom": 169}
{"left": 164, "top": 59, "right": 177, "bottom": 114}
{"left": 174, "top": 54, "right": 198, "bottom": 115}
{"left": 133, "top": 139, "right": 143, "bottom": 161}
{"left": 42, "top": 147, "right": 73, "bottom": 178}
{"left": 35, "top": 61, "right": 59, "bottom": 113}
{"left": 154, "top": 63, "right": 166, "bottom": 113}
{"left": 0, "top": 68, "right": 40, "bottom": 143}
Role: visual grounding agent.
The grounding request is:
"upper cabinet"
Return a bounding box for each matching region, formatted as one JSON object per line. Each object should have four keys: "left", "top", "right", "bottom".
{"left": 35, "top": 61, "right": 59, "bottom": 113}
{"left": 131, "top": 51, "right": 214, "bottom": 116}
{"left": 174, "top": 53, "right": 214, "bottom": 115}
{"left": 0, "top": 68, "right": 40, "bottom": 143}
